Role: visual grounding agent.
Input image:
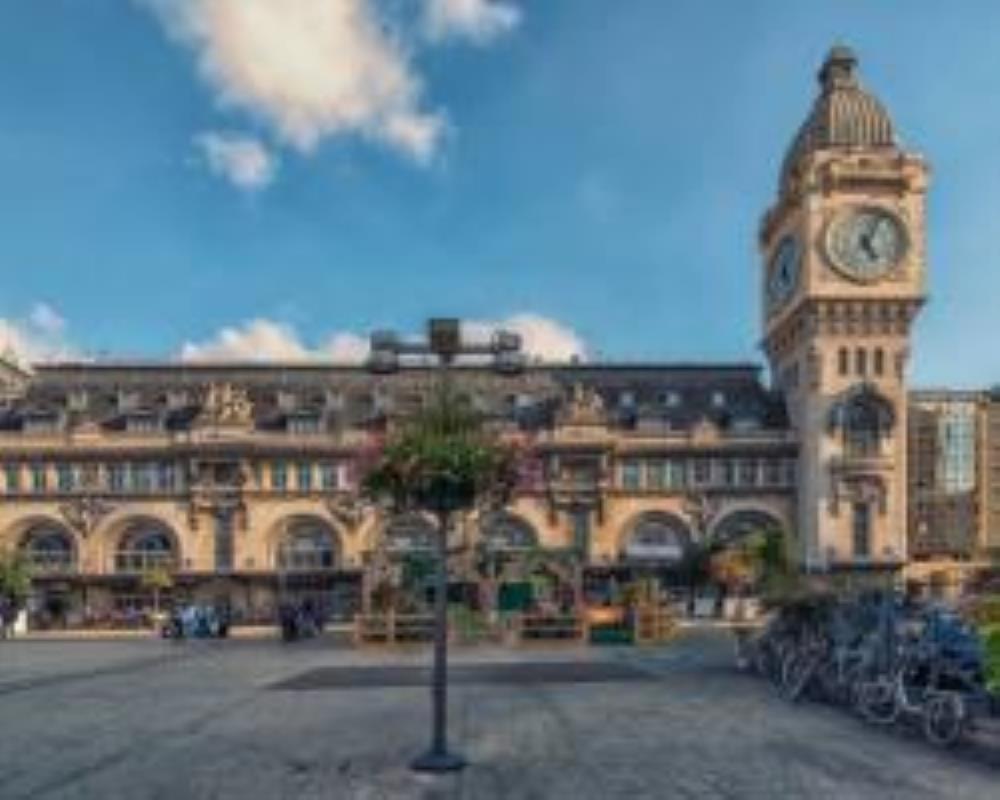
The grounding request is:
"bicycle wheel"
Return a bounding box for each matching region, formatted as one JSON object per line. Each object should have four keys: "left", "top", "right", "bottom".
{"left": 780, "top": 652, "right": 814, "bottom": 702}
{"left": 923, "top": 693, "right": 966, "bottom": 748}
{"left": 857, "top": 680, "right": 898, "bottom": 725}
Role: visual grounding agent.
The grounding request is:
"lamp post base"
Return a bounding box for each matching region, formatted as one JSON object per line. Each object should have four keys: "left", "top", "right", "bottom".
{"left": 410, "top": 750, "right": 467, "bottom": 773}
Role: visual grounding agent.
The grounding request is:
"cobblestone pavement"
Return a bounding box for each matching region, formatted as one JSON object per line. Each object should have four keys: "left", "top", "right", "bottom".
{"left": 1, "top": 630, "right": 998, "bottom": 799}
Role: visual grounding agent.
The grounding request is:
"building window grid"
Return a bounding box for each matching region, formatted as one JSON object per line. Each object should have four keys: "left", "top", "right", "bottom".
{"left": 271, "top": 462, "right": 288, "bottom": 492}
{"left": 297, "top": 462, "right": 313, "bottom": 492}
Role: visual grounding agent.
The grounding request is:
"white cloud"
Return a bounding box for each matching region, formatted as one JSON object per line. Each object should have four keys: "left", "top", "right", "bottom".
{"left": 143, "top": 0, "right": 445, "bottom": 163}
{"left": 195, "top": 131, "right": 277, "bottom": 189}
{"left": 179, "top": 313, "right": 584, "bottom": 364}
{"left": 424, "top": 0, "right": 521, "bottom": 45}
{"left": 323, "top": 331, "right": 370, "bottom": 362}
{"left": 464, "top": 313, "right": 587, "bottom": 362}
{"left": 27, "top": 303, "right": 66, "bottom": 337}
{"left": 180, "top": 319, "right": 312, "bottom": 362}
{"left": 0, "top": 305, "right": 78, "bottom": 365}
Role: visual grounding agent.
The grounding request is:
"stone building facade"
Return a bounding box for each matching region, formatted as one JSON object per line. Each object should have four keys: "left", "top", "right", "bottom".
{"left": 0, "top": 46, "right": 989, "bottom": 622}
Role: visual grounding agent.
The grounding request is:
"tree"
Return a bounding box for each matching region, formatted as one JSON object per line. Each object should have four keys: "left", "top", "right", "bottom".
{"left": 140, "top": 566, "right": 174, "bottom": 615}
{"left": 0, "top": 547, "right": 31, "bottom": 609}
{"left": 362, "top": 383, "right": 519, "bottom": 771}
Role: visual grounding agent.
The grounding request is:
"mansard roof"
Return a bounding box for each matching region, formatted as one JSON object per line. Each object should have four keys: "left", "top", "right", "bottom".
{"left": 0, "top": 359, "right": 789, "bottom": 435}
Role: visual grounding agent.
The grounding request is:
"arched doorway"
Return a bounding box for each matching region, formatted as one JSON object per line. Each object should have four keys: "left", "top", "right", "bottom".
{"left": 274, "top": 516, "right": 349, "bottom": 622}
{"left": 17, "top": 522, "right": 78, "bottom": 629}
{"left": 112, "top": 519, "right": 180, "bottom": 617}
{"left": 476, "top": 512, "right": 564, "bottom": 615}
{"left": 707, "top": 509, "right": 787, "bottom": 608}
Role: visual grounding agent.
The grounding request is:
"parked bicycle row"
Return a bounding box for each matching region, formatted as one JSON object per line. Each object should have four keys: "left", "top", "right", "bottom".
{"left": 736, "top": 591, "right": 998, "bottom": 748}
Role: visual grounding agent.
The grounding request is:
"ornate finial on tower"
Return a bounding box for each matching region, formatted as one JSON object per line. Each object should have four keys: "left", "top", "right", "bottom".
{"left": 818, "top": 44, "right": 859, "bottom": 90}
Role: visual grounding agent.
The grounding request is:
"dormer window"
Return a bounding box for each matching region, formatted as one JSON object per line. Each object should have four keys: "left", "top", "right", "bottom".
{"left": 126, "top": 413, "right": 160, "bottom": 434}
{"left": 287, "top": 413, "right": 321, "bottom": 435}
{"left": 661, "top": 391, "right": 681, "bottom": 408}
{"left": 24, "top": 413, "right": 60, "bottom": 434}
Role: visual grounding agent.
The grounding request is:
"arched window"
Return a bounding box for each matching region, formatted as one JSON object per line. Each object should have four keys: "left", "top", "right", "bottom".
{"left": 384, "top": 514, "right": 437, "bottom": 554}
{"left": 20, "top": 525, "right": 75, "bottom": 573}
{"left": 838, "top": 347, "right": 849, "bottom": 376}
{"left": 711, "top": 510, "right": 784, "bottom": 547}
{"left": 855, "top": 348, "right": 867, "bottom": 376}
{"left": 116, "top": 522, "right": 176, "bottom": 573}
{"left": 829, "top": 388, "right": 894, "bottom": 459}
{"left": 480, "top": 513, "right": 537, "bottom": 552}
{"left": 623, "top": 513, "right": 690, "bottom": 562}
{"left": 277, "top": 518, "right": 338, "bottom": 571}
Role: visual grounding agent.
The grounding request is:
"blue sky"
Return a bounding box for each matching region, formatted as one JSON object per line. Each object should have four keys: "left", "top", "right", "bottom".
{"left": 0, "top": 1, "right": 998, "bottom": 386}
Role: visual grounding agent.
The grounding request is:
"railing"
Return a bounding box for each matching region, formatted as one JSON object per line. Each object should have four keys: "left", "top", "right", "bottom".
{"left": 633, "top": 605, "right": 677, "bottom": 644}
{"left": 277, "top": 553, "right": 337, "bottom": 572}
{"left": 517, "top": 612, "right": 585, "bottom": 643}
{"left": 354, "top": 612, "right": 435, "bottom": 645}
{"left": 24, "top": 555, "right": 77, "bottom": 575}
{"left": 114, "top": 552, "right": 177, "bottom": 574}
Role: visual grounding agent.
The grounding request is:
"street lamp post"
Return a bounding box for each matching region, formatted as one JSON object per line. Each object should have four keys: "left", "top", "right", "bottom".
{"left": 368, "top": 318, "right": 523, "bottom": 774}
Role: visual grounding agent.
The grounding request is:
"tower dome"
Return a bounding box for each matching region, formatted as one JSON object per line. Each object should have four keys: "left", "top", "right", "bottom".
{"left": 780, "top": 46, "right": 897, "bottom": 188}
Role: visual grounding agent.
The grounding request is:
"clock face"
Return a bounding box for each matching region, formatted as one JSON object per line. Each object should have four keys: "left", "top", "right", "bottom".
{"left": 767, "top": 235, "right": 800, "bottom": 310}
{"left": 826, "top": 208, "right": 907, "bottom": 281}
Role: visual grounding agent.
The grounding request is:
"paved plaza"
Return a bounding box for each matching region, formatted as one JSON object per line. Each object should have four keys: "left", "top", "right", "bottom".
{"left": 1, "top": 630, "right": 998, "bottom": 799}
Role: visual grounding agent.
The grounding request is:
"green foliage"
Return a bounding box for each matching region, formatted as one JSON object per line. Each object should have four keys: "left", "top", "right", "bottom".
{"left": 140, "top": 567, "right": 174, "bottom": 593}
{"left": 362, "top": 384, "right": 519, "bottom": 514}
{"left": 983, "top": 626, "right": 1000, "bottom": 695}
{"left": 0, "top": 548, "right": 32, "bottom": 607}
{"left": 966, "top": 595, "right": 1000, "bottom": 627}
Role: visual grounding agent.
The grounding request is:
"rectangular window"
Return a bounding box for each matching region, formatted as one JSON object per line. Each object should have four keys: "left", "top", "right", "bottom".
{"left": 874, "top": 348, "right": 885, "bottom": 376}
{"left": 319, "top": 462, "right": 338, "bottom": 491}
{"left": 692, "top": 459, "right": 711, "bottom": 486}
{"left": 4, "top": 464, "right": 21, "bottom": 493}
{"left": 666, "top": 459, "right": 686, "bottom": 489}
{"left": 132, "top": 463, "right": 153, "bottom": 492}
{"left": 56, "top": 464, "right": 74, "bottom": 492}
{"left": 856, "top": 348, "right": 868, "bottom": 376}
{"left": 764, "top": 460, "right": 782, "bottom": 486}
{"left": 646, "top": 460, "right": 667, "bottom": 490}
{"left": 738, "top": 459, "right": 758, "bottom": 487}
{"left": 297, "top": 462, "right": 313, "bottom": 492}
{"left": 271, "top": 462, "right": 287, "bottom": 491}
{"left": 214, "top": 511, "right": 234, "bottom": 572}
{"left": 838, "top": 348, "right": 849, "bottom": 376}
{"left": 621, "top": 460, "right": 642, "bottom": 490}
{"left": 108, "top": 464, "right": 126, "bottom": 493}
{"left": 717, "top": 459, "right": 735, "bottom": 487}
{"left": 572, "top": 509, "right": 591, "bottom": 555}
{"left": 853, "top": 502, "right": 872, "bottom": 558}
{"left": 159, "top": 462, "right": 176, "bottom": 492}
{"left": 31, "top": 464, "right": 47, "bottom": 493}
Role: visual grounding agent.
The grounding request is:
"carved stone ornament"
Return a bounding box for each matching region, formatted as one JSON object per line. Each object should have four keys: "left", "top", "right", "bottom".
{"left": 682, "top": 492, "right": 720, "bottom": 538}
{"left": 560, "top": 383, "right": 606, "bottom": 427}
{"left": 59, "top": 495, "right": 113, "bottom": 537}
{"left": 326, "top": 496, "right": 367, "bottom": 531}
{"left": 201, "top": 383, "right": 254, "bottom": 426}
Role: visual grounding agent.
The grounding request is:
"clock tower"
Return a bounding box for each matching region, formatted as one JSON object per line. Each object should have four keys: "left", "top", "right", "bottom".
{"left": 760, "top": 46, "right": 929, "bottom": 572}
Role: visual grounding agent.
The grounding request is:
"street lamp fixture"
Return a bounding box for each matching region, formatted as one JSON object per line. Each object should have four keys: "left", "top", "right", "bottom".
{"left": 365, "top": 317, "right": 523, "bottom": 774}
